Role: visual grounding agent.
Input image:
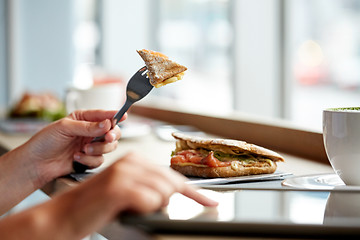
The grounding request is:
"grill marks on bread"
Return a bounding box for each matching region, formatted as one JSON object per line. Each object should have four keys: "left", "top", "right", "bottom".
{"left": 137, "top": 49, "right": 187, "bottom": 88}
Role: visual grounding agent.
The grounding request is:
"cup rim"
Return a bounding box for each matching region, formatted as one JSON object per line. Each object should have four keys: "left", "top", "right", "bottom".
{"left": 324, "top": 107, "right": 360, "bottom": 112}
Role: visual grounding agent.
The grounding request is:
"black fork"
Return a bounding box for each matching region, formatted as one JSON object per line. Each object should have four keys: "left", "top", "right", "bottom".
{"left": 73, "top": 66, "right": 153, "bottom": 173}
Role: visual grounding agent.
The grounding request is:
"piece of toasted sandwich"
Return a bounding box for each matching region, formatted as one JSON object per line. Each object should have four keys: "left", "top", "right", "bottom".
{"left": 137, "top": 49, "right": 187, "bottom": 88}
{"left": 170, "top": 132, "right": 285, "bottom": 178}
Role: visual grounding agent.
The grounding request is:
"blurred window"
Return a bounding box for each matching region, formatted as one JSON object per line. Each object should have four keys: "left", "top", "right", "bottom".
{"left": 0, "top": 0, "right": 8, "bottom": 112}
{"left": 149, "top": 0, "right": 360, "bottom": 131}
{"left": 3, "top": 0, "right": 360, "bottom": 132}
{"left": 287, "top": 0, "right": 360, "bottom": 130}
{"left": 146, "top": 0, "right": 234, "bottom": 114}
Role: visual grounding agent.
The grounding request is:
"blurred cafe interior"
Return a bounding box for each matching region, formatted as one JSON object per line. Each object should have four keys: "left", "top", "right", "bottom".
{"left": 2, "top": 0, "right": 360, "bottom": 130}
{"left": 2, "top": 0, "right": 360, "bottom": 239}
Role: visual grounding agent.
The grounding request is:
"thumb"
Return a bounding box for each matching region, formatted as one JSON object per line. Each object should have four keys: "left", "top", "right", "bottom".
{"left": 60, "top": 118, "right": 112, "bottom": 138}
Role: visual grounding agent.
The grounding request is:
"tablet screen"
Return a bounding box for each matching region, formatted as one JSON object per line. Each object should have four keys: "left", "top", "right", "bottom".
{"left": 121, "top": 189, "right": 360, "bottom": 237}
{"left": 166, "top": 189, "right": 329, "bottom": 224}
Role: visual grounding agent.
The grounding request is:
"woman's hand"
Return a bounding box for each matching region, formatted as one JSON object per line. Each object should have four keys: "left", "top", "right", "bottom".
{"left": 0, "top": 152, "right": 218, "bottom": 239}
{"left": 24, "top": 109, "right": 123, "bottom": 186}
{"left": 0, "top": 109, "right": 123, "bottom": 214}
{"left": 95, "top": 152, "right": 218, "bottom": 213}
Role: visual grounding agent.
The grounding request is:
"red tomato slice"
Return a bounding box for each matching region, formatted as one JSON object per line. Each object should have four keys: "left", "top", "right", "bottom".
{"left": 171, "top": 150, "right": 202, "bottom": 164}
{"left": 201, "top": 151, "right": 231, "bottom": 167}
{"left": 171, "top": 150, "right": 231, "bottom": 167}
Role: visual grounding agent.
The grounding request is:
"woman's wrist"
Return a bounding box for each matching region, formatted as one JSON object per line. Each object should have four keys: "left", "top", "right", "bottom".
{"left": 12, "top": 143, "right": 44, "bottom": 188}
{"left": 40, "top": 175, "right": 120, "bottom": 239}
{"left": 0, "top": 144, "right": 43, "bottom": 214}
{"left": 19, "top": 137, "right": 61, "bottom": 188}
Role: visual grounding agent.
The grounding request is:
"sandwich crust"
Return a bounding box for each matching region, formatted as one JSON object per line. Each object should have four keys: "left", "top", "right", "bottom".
{"left": 172, "top": 132, "right": 284, "bottom": 162}
{"left": 171, "top": 132, "right": 284, "bottom": 178}
{"left": 137, "top": 49, "right": 187, "bottom": 87}
{"left": 171, "top": 161, "right": 277, "bottom": 178}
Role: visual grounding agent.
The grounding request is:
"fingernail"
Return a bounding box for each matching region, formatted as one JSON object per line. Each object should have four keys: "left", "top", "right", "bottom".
{"left": 111, "top": 133, "right": 117, "bottom": 141}
{"left": 99, "top": 120, "right": 106, "bottom": 128}
{"left": 86, "top": 146, "right": 93, "bottom": 154}
{"left": 74, "top": 154, "right": 81, "bottom": 161}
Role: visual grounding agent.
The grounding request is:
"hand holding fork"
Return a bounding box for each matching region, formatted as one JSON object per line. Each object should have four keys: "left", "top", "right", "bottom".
{"left": 73, "top": 66, "right": 153, "bottom": 173}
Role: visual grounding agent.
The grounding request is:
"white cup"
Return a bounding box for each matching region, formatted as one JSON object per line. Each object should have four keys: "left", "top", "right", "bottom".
{"left": 323, "top": 192, "right": 360, "bottom": 223}
{"left": 66, "top": 83, "right": 125, "bottom": 114}
{"left": 323, "top": 107, "right": 360, "bottom": 185}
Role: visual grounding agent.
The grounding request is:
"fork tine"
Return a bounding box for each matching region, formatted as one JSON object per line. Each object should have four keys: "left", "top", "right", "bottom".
{"left": 129, "top": 66, "right": 148, "bottom": 80}
{"left": 141, "top": 68, "right": 148, "bottom": 75}
{"left": 139, "top": 66, "right": 147, "bottom": 72}
{"left": 135, "top": 66, "right": 147, "bottom": 76}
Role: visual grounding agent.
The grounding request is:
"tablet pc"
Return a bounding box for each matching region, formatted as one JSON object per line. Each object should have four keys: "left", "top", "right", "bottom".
{"left": 120, "top": 188, "right": 360, "bottom": 237}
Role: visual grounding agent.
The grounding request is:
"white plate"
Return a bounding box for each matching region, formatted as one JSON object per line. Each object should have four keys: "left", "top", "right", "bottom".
{"left": 154, "top": 125, "right": 204, "bottom": 141}
{"left": 187, "top": 172, "right": 292, "bottom": 185}
{"left": 282, "top": 173, "right": 360, "bottom": 191}
{"left": 70, "top": 171, "right": 292, "bottom": 184}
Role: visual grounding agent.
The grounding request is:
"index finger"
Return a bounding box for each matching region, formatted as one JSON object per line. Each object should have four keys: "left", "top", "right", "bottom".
{"left": 70, "top": 110, "right": 127, "bottom": 122}
{"left": 180, "top": 185, "right": 218, "bottom": 207}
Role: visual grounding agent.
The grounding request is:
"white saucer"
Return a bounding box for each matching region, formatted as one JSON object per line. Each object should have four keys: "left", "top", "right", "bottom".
{"left": 282, "top": 173, "right": 360, "bottom": 191}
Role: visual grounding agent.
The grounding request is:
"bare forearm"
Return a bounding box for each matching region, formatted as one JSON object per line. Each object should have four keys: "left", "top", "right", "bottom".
{"left": 47, "top": 177, "right": 120, "bottom": 239}
{"left": 0, "top": 152, "right": 218, "bottom": 239}
{"left": 0, "top": 177, "right": 119, "bottom": 240}
{"left": 0, "top": 144, "right": 41, "bottom": 214}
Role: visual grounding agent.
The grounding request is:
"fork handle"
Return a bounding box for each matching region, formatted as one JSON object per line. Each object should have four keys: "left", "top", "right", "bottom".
{"left": 91, "top": 99, "right": 133, "bottom": 142}
{"left": 73, "top": 161, "right": 90, "bottom": 174}
{"left": 113, "top": 99, "right": 133, "bottom": 125}
{"left": 73, "top": 99, "right": 133, "bottom": 173}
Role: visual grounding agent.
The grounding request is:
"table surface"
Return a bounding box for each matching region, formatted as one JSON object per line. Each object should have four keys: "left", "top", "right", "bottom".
{"left": 0, "top": 126, "right": 333, "bottom": 176}
{"left": 0, "top": 117, "right": 335, "bottom": 240}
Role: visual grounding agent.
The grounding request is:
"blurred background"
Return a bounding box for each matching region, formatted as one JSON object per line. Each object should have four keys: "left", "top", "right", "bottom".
{"left": 2, "top": 0, "right": 360, "bottom": 131}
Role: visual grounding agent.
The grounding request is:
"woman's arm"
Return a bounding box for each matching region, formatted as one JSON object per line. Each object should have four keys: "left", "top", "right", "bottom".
{"left": 0, "top": 110, "right": 123, "bottom": 214}
{"left": 0, "top": 152, "right": 217, "bottom": 240}
{"left": 0, "top": 145, "right": 42, "bottom": 214}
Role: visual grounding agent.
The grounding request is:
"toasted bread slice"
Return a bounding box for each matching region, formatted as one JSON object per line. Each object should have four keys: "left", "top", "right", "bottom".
{"left": 171, "top": 161, "right": 277, "bottom": 178}
{"left": 172, "top": 132, "right": 285, "bottom": 162}
{"left": 137, "top": 49, "right": 187, "bottom": 88}
{"left": 170, "top": 132, "right": 284, "bottom": 178}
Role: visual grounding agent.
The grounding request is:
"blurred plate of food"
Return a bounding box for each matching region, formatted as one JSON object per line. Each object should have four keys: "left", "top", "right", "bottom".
{"left": 0, "top": 92, "right": 66, "bottom": 134}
